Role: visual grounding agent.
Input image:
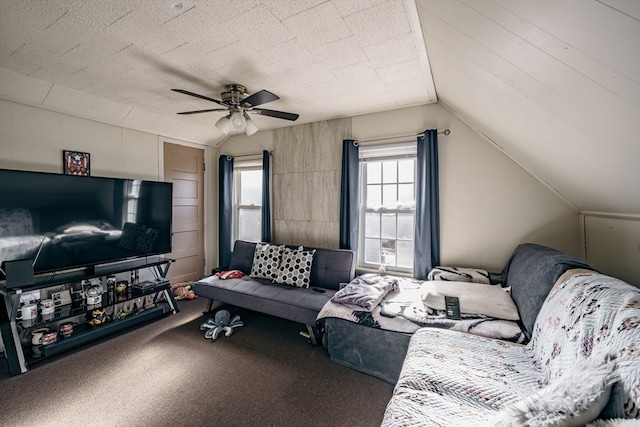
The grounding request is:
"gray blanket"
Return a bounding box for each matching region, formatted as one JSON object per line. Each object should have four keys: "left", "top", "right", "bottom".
{"left": 330, "top": 274, "right": 399, "bottom": 312}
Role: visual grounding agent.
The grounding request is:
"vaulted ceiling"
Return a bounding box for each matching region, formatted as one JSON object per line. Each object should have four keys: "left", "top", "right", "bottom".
{"left": 0, "top": 0, "right": 638, "bottom": 214}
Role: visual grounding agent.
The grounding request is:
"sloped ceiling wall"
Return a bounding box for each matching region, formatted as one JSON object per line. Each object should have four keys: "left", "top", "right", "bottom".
{"left": 416, "top": 0, "right": 640, "bottom": 215}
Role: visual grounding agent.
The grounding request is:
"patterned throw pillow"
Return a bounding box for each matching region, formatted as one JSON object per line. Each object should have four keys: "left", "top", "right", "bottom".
{"left": 273, "top": 247, "right": 316, "bottom": 288}
{"left": 119, "top": 222, "right": 144, "bottom": 251}
{"left": 136, "top": 227, "right": 158, "bottom": 253}
{"left": 250, "top": 243, "right": 285, "bottom": 280}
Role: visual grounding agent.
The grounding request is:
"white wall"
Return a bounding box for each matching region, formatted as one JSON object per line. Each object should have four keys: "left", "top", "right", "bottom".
{"left": 0, "top": 99, "right": 218, "bottom": 273}
{"left": 583, "top": 214, "right": 640, "bottom": 287}
{"left": 222, "top": 103, "right": 582, "bottom": 273}
{"left": 0, "top": 100, "right": 160, "bottom": 179}
{"left": 10, "top": 99, "right": 638, "bottom": 282}
{"left": 355, "top": 104, "right": 581, "bottom": 272}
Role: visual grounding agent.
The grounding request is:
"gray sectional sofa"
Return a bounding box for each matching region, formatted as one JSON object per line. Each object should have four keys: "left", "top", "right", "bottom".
{"left": 193, "top": 240, "right": 356, "bottom": 344}
{"left": 382, "top": 244, "right": 640, "bottom": 425}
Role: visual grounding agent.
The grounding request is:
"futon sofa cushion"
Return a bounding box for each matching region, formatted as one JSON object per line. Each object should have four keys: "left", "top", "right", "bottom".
{"left": 193, "top": 240, "right": 356, "bottom": 339}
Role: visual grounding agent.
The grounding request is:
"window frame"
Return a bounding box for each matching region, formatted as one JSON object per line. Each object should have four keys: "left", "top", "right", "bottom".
{"left": 232, "top": 161, "right": 263, "bottom": 244}
{"left": 358, "top": 142, "right": 417, "bottom": 274}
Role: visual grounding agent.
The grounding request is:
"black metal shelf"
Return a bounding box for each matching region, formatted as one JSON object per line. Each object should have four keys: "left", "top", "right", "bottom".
{"left": 15, "top": 280, "right": 171, "bottom": 330}
{"left": 0, "top": 257, "right": 178, "bottom": 376}
{"left": 0, "top": 256, "right": 172, "bottom": 295}
{"left": 38, "top": 305, "right": 168, "bottom": 358}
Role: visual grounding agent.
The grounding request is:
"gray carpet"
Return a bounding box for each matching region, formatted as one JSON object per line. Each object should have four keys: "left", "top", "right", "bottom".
{"left": 0, "top": 298, "right": 394, "bottom": 427}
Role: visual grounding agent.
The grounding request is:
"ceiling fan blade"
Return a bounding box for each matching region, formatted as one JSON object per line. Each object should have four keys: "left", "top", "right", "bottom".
{"left": 177, "top": 108, "right": 229, "bottom": 115}
{"left": 241, "top": 90, "right": 279, "bottom": 108}
{"left": 252, "top": 108, "right": 299, "bottom": 121}
{"left": 171, "top": 89, "right": 228, "bottom": 107}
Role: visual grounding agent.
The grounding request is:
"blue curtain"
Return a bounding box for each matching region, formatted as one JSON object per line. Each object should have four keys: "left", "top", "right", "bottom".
{"left": 414, "top": 130, "right": 440, "bottom": 279}
{"left": 219, "top": 155, "right": 234, "bottom": 268}
{"left": 261, "top": 150, "right": 272, "bottom": 243}
{"left": 339, "top": 139, "right": 359, "bottom": 251}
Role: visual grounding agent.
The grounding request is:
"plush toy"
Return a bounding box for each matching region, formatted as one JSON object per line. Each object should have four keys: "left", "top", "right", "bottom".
{"left": 171, "top": 281, "right": 195, "bottom": 300}
{"left": 200, "top": 310, "right": 243, "bottom": 340}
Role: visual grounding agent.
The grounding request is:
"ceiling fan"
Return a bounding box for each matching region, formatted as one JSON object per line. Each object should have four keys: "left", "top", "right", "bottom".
{"left": 172, "top": 84, "right": 299, "bottom": 136}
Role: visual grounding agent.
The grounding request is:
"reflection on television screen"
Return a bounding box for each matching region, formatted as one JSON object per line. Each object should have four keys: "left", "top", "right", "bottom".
{"left": 0, "top": 169, "right": 172, "bottom": 279}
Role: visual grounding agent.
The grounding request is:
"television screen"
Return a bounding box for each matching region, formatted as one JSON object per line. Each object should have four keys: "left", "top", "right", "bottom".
{"left": 0, "top": 168, "right": 172, "bottom": 279}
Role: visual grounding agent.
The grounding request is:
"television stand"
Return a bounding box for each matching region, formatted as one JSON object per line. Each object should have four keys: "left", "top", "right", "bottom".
{"left": 0, "top": 257, "right": 177, "bottom": 376}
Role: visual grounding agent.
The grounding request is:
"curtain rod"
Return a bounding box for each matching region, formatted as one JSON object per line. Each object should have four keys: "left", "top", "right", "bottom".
{"left": 356, "top": 129, "right": 450, "bottom": 145}
{"left": 224, "top": 151, "right": 272, "bottom": 160}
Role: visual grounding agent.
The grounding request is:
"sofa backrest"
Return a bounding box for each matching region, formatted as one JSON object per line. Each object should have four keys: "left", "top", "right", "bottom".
{"left": 499, "top": 243, "right": 592, "bottom": 340}
{"left": 227, "top": 240, "right": 356, "bottom": 290}
{"left": 526, "top": 270, "right": 640, "bottom": 418}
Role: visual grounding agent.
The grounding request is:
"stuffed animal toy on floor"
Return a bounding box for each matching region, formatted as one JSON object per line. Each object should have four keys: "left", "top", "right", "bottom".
{"left": 171, "top": 281, "right": 195, "bottom": 300}
{"left": 200, "top": 310, "right": 243, "bottom": 340}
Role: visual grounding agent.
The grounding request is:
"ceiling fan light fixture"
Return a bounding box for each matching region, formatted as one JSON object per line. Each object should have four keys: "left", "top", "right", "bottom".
{"left": 244, "top": 115, "right": 258, "bottom": 136}
{"left": 215, "top": 115, "right": 231, "bottom": 134}
{"left": 230, "top": 111, "right": 245, "bottom": 129}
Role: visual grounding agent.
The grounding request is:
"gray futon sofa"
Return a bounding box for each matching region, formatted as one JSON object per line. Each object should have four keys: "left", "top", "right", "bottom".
{"left": 193, "top": 240, "right": 356, "bottom": 344}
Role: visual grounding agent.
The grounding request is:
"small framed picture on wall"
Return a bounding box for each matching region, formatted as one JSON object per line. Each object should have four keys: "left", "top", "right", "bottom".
{"left": 63, "top": 150, "right": 91, "bottom": 176}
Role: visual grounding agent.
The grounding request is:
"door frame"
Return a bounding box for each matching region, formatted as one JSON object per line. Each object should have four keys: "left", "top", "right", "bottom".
{"left": 158, "top": 136, "right": 216, "bottom": 276}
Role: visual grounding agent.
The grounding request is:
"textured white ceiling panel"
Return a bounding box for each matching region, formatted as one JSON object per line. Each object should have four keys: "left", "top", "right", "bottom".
{"left": 282, "top": 2, "right": 352, "bottom": 46}
{"left": 417, "top": 0, "right": 640, "bottom": 214}
{"left": 85, "top": 97, "right": 134, "bottom": 124}
{"left": 2, "top": 0, "right": 637, "bottom": 215}
{"left": 42, "top": 85, "right": 97, "bottom": 116}
{"left": 333, "top": 0, "right": 389, "bottom": 17}
{"left": 0, "top": 0, "right": 436, "bottom": 146}
{"left": 0, "top": 69, "right": 51, "bottom": 105}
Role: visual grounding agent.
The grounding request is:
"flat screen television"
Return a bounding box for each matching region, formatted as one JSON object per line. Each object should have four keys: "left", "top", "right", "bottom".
{"left": 0, "top": 168, "right": 172, "bottom": 282}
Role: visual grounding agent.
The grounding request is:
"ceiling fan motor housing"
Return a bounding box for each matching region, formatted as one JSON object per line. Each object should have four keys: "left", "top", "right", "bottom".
{"left": 221, "top": 84, "right": 248, "bottom": 106}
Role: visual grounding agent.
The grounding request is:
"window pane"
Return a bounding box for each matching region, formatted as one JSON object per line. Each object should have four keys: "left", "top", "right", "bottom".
{"left": 240, "top": 170, "right": 262, "bottom": 205}
{"left": 398, "top": 160, "right": 414, "bottom": 182}
{"left": 364, "top": 238, "right": 381, "bottom": 264}
{"left": 396, "top": 240, "right": 414, "bottom": 268}
{"left": 382, "top": 184, "right": 397, "bottom": 207}
{"left": 365, "top": 212, "right": 380, "bottom": 238}
{"left": 238, "top": 208, "right": 261, "bottom": 242}
{"left": 381, "top": 239, "right": 396, "bottom": 266}
{"left": 382, "top": 161, "right": 397, "bottom": 183}
{"left": 359, "top": 147, "right": 417, "bottom": 273}
{"left": 398, "top": 183, "right": 414, "bottom": 206}
{"left": 397, "top": 213, "right": 414, "bottom": 239}
{"left": 366, "top": 162, "right": 381, "bottom": 184}
{"left": 381, "top": 213, "right": 396, "bottom": 239}
{"left": 367, "top": 184, "right": 381, "bottom": 208}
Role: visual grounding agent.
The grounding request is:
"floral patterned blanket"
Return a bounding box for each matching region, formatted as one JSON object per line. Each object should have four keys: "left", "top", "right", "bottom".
{"left": 382, "top": 270, "right": 640, "bottom": 426}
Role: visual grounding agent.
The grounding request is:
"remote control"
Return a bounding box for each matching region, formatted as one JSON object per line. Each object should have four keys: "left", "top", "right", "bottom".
{"left": 445, "top": 296, "right": 461, "bottom": 320}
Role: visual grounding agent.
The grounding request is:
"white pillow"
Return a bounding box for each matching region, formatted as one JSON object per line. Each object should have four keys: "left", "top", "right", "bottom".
{"left": 489, "top": 358, "right": 617, "bottom": 427}
{"left": 421, "top": 280, "right": 520, "bottom": 320}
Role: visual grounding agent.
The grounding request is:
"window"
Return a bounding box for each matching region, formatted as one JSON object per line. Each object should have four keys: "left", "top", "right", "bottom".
{"left": 359, "top": 143, "right": 416, "bottom": 272}
{"left": 126, "top": 179, "right": 142, "bottom": 223}
{"left": 233, "top": 163, "right": 262, "bottom": 243}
